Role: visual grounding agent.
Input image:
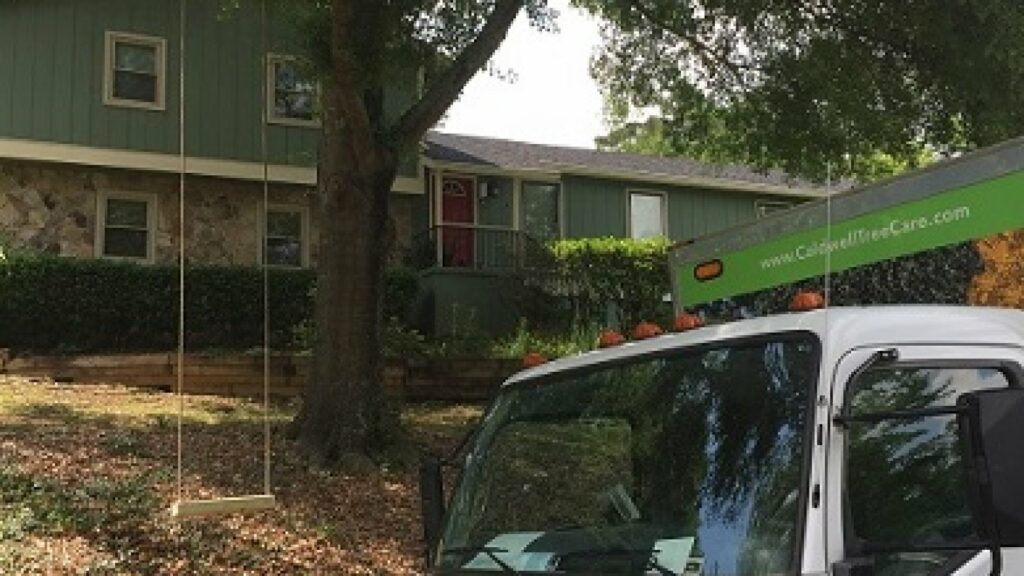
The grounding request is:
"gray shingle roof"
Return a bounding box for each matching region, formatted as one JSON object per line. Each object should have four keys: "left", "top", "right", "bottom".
{"left": 424, "top": 131, "right": 828, "bottom": 196}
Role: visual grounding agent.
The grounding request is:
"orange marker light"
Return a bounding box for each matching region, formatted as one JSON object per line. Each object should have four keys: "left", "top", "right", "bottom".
{"left": 790, "top": 290, "right": 826, "bottom": 311}
{"left": 672, "top": 313, "right": 704, "bottom": 332}
{"left": 693, "top": 260, "right": 724, "bottom": 282}
{"left": 632, "top": 321, "right": 663, "bottom": 340}
{"left": 522, "top": 352, "right": 548, "bottom": 368}
{"left": 598, "top": 330, "right": 626, "bottom": 348}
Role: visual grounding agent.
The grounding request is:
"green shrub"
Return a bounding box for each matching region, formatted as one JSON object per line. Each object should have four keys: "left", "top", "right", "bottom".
{"left": 489, "top": 319, "right": 600, "bottom": 359}
{"left": 0, "top": 254, "right": 418, "bottom": 354}
{"left": 530, "top": 237, "right": 673, "bottom": 330}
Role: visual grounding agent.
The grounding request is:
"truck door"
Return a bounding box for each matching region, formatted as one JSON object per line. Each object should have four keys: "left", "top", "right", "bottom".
{"left": 826, "top": 345, "right": 1024, "bottom": 576}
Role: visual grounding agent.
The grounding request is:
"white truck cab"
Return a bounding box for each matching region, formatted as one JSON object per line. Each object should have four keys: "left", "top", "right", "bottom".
{"left": 421, "top": 306, "right": 1024, "bottom": 575}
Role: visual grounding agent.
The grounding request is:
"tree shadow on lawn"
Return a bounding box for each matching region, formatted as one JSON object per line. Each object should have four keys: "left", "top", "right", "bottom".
{"left": 0, "top": 456, "right": 248, "bottom": 574}
{"left": 3, "top": 396, "right": 481, "bottom": 574}
{"left": 2, "top": 401, "right": 350, "bottom": 573}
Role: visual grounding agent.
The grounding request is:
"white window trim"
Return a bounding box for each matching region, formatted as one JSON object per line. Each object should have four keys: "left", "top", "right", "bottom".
{"left": 103, "top": 31, "right": 167, "bottom": 111}
{"left": 259, "top": 203, "right": 310, "bottom": 269}
{"left": 95, "top": 191, "right": 158, "bottom": 263}
{"left": 627, "top": 189, "right": 669, "bottom": 239}
{"left": 755, "top": 199, "right": 795, "bottom": 218}
{"left": 266, "top": 54, "right": 321, "bottom": 128}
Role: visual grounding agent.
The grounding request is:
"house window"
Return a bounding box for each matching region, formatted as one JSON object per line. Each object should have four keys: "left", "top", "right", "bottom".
{"left": 104, "top": 32, "right": 166, "bottom": 110}
{"left": 755, "top": 199, "right": 794, "bottom": 218}
{"left": 521, "top": 182, "right": 561, "bottom": 241}
{"left": 263, "top": 206, "right": 307, "bottom": 268}
{"left": 97, "top": 193, "right": 156, "bottom": 261}
{"left": 267, "top": 55, "right": 319, "bottom": 126}
{"left": 629, "top": 191, "right": 666, "bottom": 239}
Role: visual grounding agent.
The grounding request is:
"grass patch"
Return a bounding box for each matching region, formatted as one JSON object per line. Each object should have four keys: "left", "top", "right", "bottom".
{"left": 0, "top": 463, "right": 89, "bottom": 536}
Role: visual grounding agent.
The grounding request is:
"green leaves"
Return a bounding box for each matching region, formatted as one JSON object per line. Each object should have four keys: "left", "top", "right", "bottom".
{"left": 0, "top": 255, "right": 417, "bottom": 354}
{"left": 588, "top": 0, "right": 1024, "bottom": 182}
{"left": 539, "top": 237, "right": 672, "bottom": 329}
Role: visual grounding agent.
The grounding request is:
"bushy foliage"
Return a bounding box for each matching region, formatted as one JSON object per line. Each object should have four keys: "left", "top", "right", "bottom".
{"left": 697, "top": 241, "right": 984, "bottom": 322}
{"left": 586, "top": 0, "right": 1024, "bottom": 181}
{"left": 0, "top": 255, "right": 417, "bottom": 354}
{"left": 489, "top": 320, "right": 602, "bottom": 360}
{"left": 531, "top": 237, "right": 673, "bottom": 330}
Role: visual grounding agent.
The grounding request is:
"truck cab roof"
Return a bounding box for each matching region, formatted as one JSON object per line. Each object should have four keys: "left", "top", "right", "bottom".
{"left": 506, "top": 306, "right": 1024, "bottom": 387}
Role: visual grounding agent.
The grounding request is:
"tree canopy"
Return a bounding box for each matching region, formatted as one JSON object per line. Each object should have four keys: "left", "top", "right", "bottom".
{"left": 276, "top": 0, "right": 555, "bottom": 157}
{"left": 582, "top": 0, "right": 1024, "bottom": 181}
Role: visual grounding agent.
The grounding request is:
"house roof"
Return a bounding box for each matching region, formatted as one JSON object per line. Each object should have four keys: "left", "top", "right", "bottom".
{"left": 424, "top": 131, "right": 829, "bottom": 198}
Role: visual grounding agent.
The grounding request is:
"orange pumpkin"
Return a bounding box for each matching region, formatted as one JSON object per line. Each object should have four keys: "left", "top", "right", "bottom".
{"left": 598, "top": 329, "right": 626, "bottom": 348}
{"left": 632, "top": 321, "right": 663, "bottom": 340}
{"left": 790, "top": 290, "right": 826, "bottom": 311}
{"left": 522, "top": 352, "right": 548, "bottom": 368}
{"left": 672, "top": 313, "right": 704, "bottom": 332}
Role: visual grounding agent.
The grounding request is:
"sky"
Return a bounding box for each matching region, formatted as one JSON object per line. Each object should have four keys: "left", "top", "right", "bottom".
{"left": 438, "top": 0, "right": 607, "bottom": 149}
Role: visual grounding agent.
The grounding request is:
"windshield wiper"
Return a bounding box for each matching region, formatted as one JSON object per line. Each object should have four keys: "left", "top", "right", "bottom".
{"left": 556, "top": 547, "right": 676, "bottom": 575}
{"left": 441, "top": 546, "right": 520, "bottom": 574}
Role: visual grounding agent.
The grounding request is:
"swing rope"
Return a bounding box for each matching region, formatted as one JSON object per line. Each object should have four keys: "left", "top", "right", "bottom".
{"left": 174, "top": 0, "right": 186, "bottom": 508}
{"left": 260, "top": 0, "right": 272, "bottom": 498}
{"left": 170, "top": 0, "right": 276, "bottom": 519}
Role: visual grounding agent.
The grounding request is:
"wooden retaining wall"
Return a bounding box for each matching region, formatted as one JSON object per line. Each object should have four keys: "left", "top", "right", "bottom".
{"left": 0, "top": 351, "right": 521, "bottom": 403}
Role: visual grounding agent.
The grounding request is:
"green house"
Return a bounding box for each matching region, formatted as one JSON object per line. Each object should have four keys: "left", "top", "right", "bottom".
{"left": 414, "top": 133, "right": 825, "bottom": 332}
{"left": 0, "top": 0, "right": 825, "bottom": 335}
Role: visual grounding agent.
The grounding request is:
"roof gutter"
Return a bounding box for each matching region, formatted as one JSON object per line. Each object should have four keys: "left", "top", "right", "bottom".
{"left": 424, "top": 158, "right": 827, "bottom": 198}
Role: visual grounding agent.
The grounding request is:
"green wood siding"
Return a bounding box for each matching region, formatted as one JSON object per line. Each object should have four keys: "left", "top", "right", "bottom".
{"left": 563, "top": 175, "right": 791, "bottom": 241}
{"left": 666, "top": 186, "right": 765, "bottom": 241}
{"left": 563, "top": 176, "right": 628, "bottom": 238}
{"left": 0, "top": 0, "right": 418, "bottom": 171}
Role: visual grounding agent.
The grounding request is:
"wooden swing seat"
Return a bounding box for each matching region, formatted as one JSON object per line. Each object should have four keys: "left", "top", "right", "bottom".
{"left": 170, "top": 494, "right": 276, "bottom": 519}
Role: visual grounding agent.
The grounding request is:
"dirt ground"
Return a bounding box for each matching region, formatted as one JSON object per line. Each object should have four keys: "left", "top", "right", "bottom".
{"left": 0, "top": 377, "right": 482, "bottom": 575}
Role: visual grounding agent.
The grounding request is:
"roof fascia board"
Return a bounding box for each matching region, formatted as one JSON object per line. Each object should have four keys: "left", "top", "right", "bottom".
{"left": 424, "top": 157, "right": 825, "bottom": 198}
{"left": 423, "top": 158, "right": 562, "bottom": 182}
{"left": 0, "top": 137, "right": 423, "bottom": 194}
{"left": 546, "top": 163, "right": 825, "bottom": 198}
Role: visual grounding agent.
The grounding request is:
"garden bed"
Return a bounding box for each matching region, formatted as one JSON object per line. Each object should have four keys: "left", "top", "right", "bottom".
{"left": 3, "top": 353, "right": 522, "bottom": 402}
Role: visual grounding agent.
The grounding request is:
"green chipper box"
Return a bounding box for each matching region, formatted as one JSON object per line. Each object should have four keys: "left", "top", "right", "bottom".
{"left": 669, "top": 137, "right": 1024, "bottom": 317}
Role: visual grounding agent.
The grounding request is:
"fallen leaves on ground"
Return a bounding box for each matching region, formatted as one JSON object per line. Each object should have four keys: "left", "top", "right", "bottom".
{"left": 0, "top": 377, "right": 482, "bottom": 575}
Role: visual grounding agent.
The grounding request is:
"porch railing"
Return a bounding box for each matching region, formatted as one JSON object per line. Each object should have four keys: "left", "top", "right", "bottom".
{"left": 405, "top": 224, "right": 553, "bottom": 271}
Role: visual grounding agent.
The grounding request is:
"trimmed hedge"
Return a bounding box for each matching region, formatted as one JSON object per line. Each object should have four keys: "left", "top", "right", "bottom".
{"left": 0, "top": 255, "right": 417, "bottom": 353}
{"left": 528, "top": 237, "right": 672, "bottom": 330}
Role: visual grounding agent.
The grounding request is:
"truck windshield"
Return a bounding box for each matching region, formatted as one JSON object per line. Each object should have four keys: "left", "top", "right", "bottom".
{"left": 438, "top": 334, "right": 819, "bottom": 575}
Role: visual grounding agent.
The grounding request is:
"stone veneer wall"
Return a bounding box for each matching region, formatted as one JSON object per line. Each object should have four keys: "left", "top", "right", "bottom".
{"left": 0, "top": 159, "right": 418, "bottom": 266}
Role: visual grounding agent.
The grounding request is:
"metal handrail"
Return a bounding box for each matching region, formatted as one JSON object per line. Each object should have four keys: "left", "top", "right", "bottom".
{"left": 405, "top": 224, "right": 553, "bottom": 272}
{"left": 434, "top": 222, "right": 512, "bottom": 231}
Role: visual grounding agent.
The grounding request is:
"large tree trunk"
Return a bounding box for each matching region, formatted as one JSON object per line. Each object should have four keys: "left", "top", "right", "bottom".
{"left": 293, "top": 0, "right": 523, "bottom": 463}
{"left": 295, "top": 83, "right": 398, "bottom": 462}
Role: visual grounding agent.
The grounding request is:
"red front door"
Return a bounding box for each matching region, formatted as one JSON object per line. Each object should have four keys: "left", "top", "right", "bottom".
{"left": 441, "top": 176, "right": 475, "bottom": 267}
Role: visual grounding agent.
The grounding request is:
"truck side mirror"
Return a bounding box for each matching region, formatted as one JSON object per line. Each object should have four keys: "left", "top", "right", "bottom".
{"left": 419, "top": 455, "right": 446, "bottom": 568}
{"left": 959, "top": 388, "right": 1024, "bottom": 546}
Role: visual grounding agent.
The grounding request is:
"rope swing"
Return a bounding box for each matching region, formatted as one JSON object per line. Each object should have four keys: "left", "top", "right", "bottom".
{"left": 169, "top": 0, "right": 276, "bottom": 519}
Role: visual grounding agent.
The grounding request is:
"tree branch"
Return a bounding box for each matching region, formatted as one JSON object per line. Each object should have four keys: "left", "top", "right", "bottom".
{"left": 392, "top": 0, "right": 525, "bottom": 149}
{"left": 624, "top": 0, "right": 754, "bottom": 83}
{"left": 330, "top": 0, "right": 380, "bottom": 171}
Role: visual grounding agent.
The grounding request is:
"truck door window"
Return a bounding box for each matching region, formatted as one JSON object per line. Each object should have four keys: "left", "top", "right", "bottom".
{"left": 846, "top": 366, "right": 1012, "bottom": 574}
